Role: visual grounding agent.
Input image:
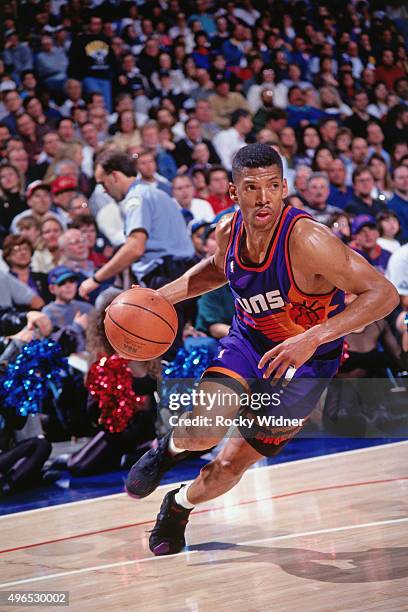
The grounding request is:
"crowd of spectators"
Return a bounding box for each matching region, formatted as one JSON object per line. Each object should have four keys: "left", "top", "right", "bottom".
{"left": 0, "top": 0, "right": 408, "bottom": 494}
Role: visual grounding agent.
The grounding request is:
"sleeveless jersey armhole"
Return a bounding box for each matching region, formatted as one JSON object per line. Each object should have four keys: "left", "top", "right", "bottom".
{"left": 223, "top": 211, "right": 239, "bottom": 276}
{"left": 284, "top": 215, "right": 337, "bottom": 298}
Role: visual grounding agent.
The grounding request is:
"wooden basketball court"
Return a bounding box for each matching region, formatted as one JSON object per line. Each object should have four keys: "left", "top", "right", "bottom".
{"left": 0, "top": 441, "right": 407, "bottom": 611}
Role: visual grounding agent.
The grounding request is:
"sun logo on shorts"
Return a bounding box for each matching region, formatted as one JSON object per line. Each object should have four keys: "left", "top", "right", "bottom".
{"left": 290, "top": 300, "right": 326, "bottom": 328}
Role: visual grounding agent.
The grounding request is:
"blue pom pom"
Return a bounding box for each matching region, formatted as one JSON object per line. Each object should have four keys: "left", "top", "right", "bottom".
{"left": 0, "top": 339, "right": 70, "bottom": 417}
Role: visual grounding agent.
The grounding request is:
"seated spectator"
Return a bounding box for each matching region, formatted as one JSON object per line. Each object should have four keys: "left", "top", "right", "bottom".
{"left": 173, "top": 117, "right": 220, "bottom": 168}
{"left": 191, "top": 168, "right": 210, "bottom": 200}
{"left": 344, "top": 90, "right": 378, "bottom": 139}
{"left": 15, "top": 112, "right": 45, "bottom": 166}
{"left": 34, "top": 131, "right": 62, "bottom": 180}
{"left": 213, "top": 109, "right": 253, "bottom": 172}
{"left": 59, "top": 79, "right": 85, "bottom": 118}
{"left": 0, "top": 163, "right": 27, "bottom": 234}
{"left": 368, "top": 154, "right": 393, "bottom": 202}
{"left": 366, "top": 122, "right": 391, "bottom": 168}
{"left": 319, "top": 87, "right": 351, "bottom": 120}
{"left": 190, "top": 221, "right": 209, "bottom": 258}
{"left": 140, "top": 121, "right": 177, "bottom": 182}
{"left": 112, "top": 110, "right": 141, "bottom": 151}
{"left": 50, "top": 176, "right": 78, "bottom": 226}
{"left": 367, "top": 81, "right": 389, "bottom": 120}
{"left": 286, "top": 85, "right": 325, "bottom": 129}
{"left": 208, "top": 76, "right": 250, "bottom": 129}
{"left": 388, "top": 165, "right": 408, "bottom": 242}
{"left": 135, "top": 150, "right": 172, "bottom": 196}
{"left": 47, "top": 154, "right": 90, "bottom": 197}
{"left": 14, "top": 215, "right": 41, "bottom": 249}
{"left": 302, "top": 173, "right": 342, "bottom": 226}
{"left": 31, "top": 215, "right": 64, "bottom": 274}
{"left": 346, "top": 167, "right": 387, "bottom": 217}
{"left": 2, "top": 30, "right": 33, "bottom": 84}
{"left": 319, "top": 117, "right": 340, "bottom": 150}
{"left": 293, "top": 125, "right": 321, "bottom": 168}
{"left": 59, "top": 228, "right": 94, "bottom": 277}
{"left": 193, "top": 98, "right": 220, "bottom": 140}
{"left": 293, "top": 164, "right": 312, "bottom": 205}
{"left": 350, "top": 215, "right": 392, "bottom": 274}
{"left": 252, "top": 88, "right": 278, "bottom": 133}
{"left": 190, "top": 142, "right": 213, "bottom": 173}
{"left": 376, "top": 211, "right": 401, "bottom": 255}
{"left": 375, "top": 49, "right": 406, "bottom": 92}
{"left": 67, "top": 193, "right": 90, "bottom": 221}
{"left": 195, "top": 224, "right": 235, "bottom": 338}
{"left": 10, "top": 180, "right": 59, "bottom": 233}
{"left": 2, "top": 89, "right": 24, "bottom": 135}
{"left": 327, "top": 158, "right": 354, "bottom": 210}
{"left": 279, "top": 126, "right": 298, "bottom": 169}
{"left": 173, "top": 175, "right": 214, "bottom": 223}
{"left": 19, "top": 70, "right": 37, "bottom": 100}
{"left": 328, "top": 212, "right": 351, "bottom": 244}
{"left": 205, "top": 166, "right": 233, "bottom": 215}
{"left": 70, "top": 213, "right": 112, "bottom": 267}
{"left": 311, "top": 145, "right": 334, "bottom": 173}
{"left": 6, "top": 145, "right": 33, "bottom": 187}
{"left": 2, "top": 234, "right": 50, "bottom": 304}
{"left": 24, "top": 96, "right": 57, "bottom": 132}
{"left": 35, "top": 35, "right": 68, "bottom": 94}
{"left": 0, "top": 269, "right": 43, "bottom": 310}
{"left": 42, "top": 266, "right": 92, "bottom": 346}
{"left": 385, "top": 105, "right": 408, "bottom": 152}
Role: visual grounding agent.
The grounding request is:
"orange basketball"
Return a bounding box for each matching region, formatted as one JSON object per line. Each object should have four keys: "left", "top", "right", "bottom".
{"left": 104, "top": 287, "right": 178, "bottom": 361}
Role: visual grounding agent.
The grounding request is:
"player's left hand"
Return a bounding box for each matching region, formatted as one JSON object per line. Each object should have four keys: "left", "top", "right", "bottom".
{"left": 258, "top": 332, "right": 319, "bottom": 379}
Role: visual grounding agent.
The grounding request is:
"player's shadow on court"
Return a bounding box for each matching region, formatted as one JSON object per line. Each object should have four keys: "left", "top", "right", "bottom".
{"left": 190, "top": 542, "right": 408, "bottom": 583}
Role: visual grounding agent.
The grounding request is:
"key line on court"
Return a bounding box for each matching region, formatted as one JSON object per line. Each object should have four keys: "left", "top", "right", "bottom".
{"left": 0, "top": 475, "right": 407, "bottom": 555}
{"left": 0, "top": 516, "right": 407, "bottom": 589}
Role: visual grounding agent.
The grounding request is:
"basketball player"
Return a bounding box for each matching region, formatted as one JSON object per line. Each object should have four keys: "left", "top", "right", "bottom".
{"left": 126, "top": 144, "right": 398, "bottom": 556}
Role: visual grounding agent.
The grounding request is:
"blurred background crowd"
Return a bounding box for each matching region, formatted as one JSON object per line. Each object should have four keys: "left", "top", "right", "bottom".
{"left": 0, "top": 0, "right": 407, "bottom": 497}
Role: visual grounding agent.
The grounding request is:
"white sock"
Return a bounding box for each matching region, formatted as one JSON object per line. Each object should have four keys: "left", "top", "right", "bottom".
{"left": 174, "top": 484, "right": 195, "bottom": 509}
{"left": 168, "top": 433, "right": 186, "bottom": 455}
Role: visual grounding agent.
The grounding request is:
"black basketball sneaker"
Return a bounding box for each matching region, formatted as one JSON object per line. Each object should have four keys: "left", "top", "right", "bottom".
{"left": 125, "top": 431, "right": 199, "bottom": 499}
{"left": 149, "top": 487, "right": 192, "bottom": 556}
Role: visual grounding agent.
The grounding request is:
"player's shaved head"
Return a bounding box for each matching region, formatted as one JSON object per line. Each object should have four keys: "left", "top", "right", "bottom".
{"left": 232, "top": 143, "right": 283, "bottom": 182}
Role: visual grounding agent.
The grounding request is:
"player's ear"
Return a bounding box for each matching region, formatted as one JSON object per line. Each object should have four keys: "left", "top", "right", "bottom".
{"left": 282, "top": 178, "right": 288, "bottom": 199}
{"left": 229, "top": 182, "right": 239, "bottom": 201}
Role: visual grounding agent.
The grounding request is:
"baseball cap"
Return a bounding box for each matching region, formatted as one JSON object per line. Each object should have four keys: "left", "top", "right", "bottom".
{"left": 51, "top": 176, "right": 78, "bottom": 195}
{"left": 203, "top": 223, "right": 217, "bottom": 241}
{"left": 190, "top": 220, "right": 210, "bottom": 235}
{"left": 26, "top": 180, "right": 50, "bottom": 199}
{"left": 0, "top": 80, "right": 17, "bottom": 93}
{"left": 48, "top": 265, "right": 78, "bottom": 286}
{"left": 351, "top": 214, "right": 377, "bottom": 234}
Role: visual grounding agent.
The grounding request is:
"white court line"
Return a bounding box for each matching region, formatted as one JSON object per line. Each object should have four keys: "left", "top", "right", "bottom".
{"left": 0, "top": 516, "right": 407, "bottom": 589}
{"left": 1, "top": 440, "right": 406, "bottom": 520}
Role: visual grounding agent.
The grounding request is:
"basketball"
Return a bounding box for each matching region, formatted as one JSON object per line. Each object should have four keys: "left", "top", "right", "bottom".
{"left": 104, "top": 287, "right": 178, "bottom": 360}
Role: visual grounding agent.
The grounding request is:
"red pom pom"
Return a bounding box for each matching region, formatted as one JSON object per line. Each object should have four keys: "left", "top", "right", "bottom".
{"left": 86, "top": 354, "right": 148, "bottom": 433}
